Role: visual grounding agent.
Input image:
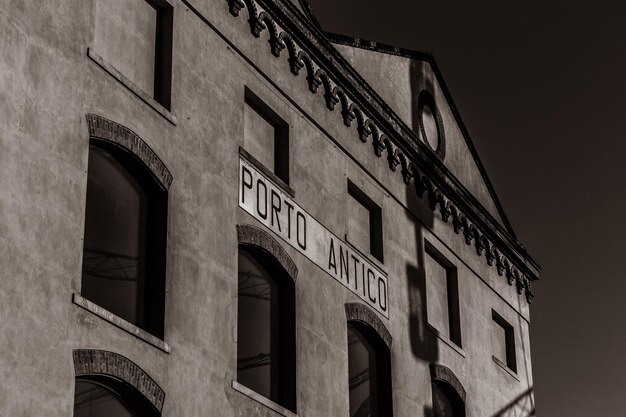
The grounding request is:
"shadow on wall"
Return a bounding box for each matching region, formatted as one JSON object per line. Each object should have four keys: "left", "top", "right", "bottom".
{"left": 406, "top": 57, "right": 438, "bottom": 417}
{"left": 410, "top": 60, "right": 435, "bottom": 139}
{"left": 405, "top": 185, "right": 438, "bottom": 395}
{"left": 491, "top": 387, "right": 535, "bottom": 417}
{"left": 405, "top": 157, "right": 439, "bottom": 414}
{"left": 406, "top": 192, "right": 437, "bottom": 417}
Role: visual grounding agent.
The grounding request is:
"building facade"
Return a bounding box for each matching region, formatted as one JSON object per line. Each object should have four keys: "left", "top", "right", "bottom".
{"left": 0, "top": 0, "right": 540, "bottom": 416}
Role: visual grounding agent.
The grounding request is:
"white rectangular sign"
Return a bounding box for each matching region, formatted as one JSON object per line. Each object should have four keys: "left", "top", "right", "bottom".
{"left": 239, "top": 156, "right": 389, "bottom": 318}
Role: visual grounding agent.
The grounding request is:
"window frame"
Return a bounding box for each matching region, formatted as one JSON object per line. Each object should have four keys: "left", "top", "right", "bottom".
{"left": 148, "top": 0, "right": 174, "bottom": 110}
{"left": 431, "top": 381, "right": 466, "bottom": 417}
{"left": 244, "top": 87, "right": 290, "bottom": 184}
{"left": 90, "top": 0, "right": 174, "bottom": 110}
{"left": 236, "top": 224, "right": 297, "bottom": 413}
{"left": 492, "top": 309, "right": 517, "bottom": 373}
{"left": 424, "top": 241, "right": 462, "bottom": 348}
{"left": 73, "top": 349, "right": 165, "bottom": 415}
{"left": 344, "top": 303, "right": 393, "bottom": 417}
{"left": 429, "top": 363, "right": 466, "bottom": 417}
{"left": 347, "top": 180, "right": 384, "bottom": 263}
{"left": 81, "top": 136, "right": 169, "bottom": 339}
{"left": 74, "top": 376, "right": 160, "bottom": 417}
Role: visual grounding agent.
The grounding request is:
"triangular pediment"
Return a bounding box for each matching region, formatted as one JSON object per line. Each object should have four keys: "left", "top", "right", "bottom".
{"left": 328, "top": 34, "right": 514, "bottom": 235}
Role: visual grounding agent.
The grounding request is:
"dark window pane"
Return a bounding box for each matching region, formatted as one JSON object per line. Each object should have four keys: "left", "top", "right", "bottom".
{"left": 74, "top": 380, "right": 138, "bottom": 417}
{"left": 348, "top": 325, "right": 379, "bottom": 417}
{"left": 432, "top": 383, "right": 457, "bottom": 417}
{"left": 237, "top": 250, "right": 278, "bottom": 400}
{"left": 81, "top": 145, "right": 147, "bottom": 326}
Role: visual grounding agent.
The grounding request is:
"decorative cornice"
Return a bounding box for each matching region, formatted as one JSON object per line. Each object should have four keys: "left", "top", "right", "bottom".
{"left": 237, "top": 224, "right": 298, "bottom": 280}
{"left": 345, "top": 302, "right": 392, "bottom": 349}
{"left": 73, "top": 349, "right": 165, "bottom": 412}
{"left": 86, "top": 114, "right": 173, "bottom": 190}
{"left": 430, "top": 363, "right": 467, "bottom": 403}
{"left": 220, "top": 0, "right": 539, "bottom": 302}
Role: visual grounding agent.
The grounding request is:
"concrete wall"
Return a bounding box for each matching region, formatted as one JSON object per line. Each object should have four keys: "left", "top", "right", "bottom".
{"left": 0, "top": 0, "right": 533, "bottom": 416}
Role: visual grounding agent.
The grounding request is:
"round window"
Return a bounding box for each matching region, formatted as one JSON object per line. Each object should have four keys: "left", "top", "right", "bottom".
{"left": 418, "top": 90, "right": 446, "bottom": 160}
{"left": 421, "top": 104, "right": 439, "bottom": 151}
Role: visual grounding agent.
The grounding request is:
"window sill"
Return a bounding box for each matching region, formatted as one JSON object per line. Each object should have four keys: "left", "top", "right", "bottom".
{"left": 344, "top": 236, "right": 387, "bottom": 275}
{"left": 426, "top": 322, "right": 465, "bottom": 358}
{"left": 72, "top": 293, "right": 171, "bottom": 353}
{"left": 239, "top": 146, "right": 295, "bottom": 198}
{"left": 492, "top": 355, "right": 519, "bottom": 381}
{"left": 231, "top": 380, "right": 297, "bottom": 417}
{"left": 87, "top": 48, "right": 178, "bottom": 126}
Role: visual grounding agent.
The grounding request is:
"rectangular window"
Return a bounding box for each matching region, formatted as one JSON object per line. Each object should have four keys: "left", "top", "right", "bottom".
{"left": 425, "top": 242, "right": 461, "bottom": 347}
{"left": 93, "top": 0, "right": 173, "bottom": 108}
{"left": 347, "top": 181, "right": 383, "bottom": 263}
{"left": 243, "top": 88, "right": 289, "bottom": 184}
{"left": 492, "top": 309, "right": 517, "bottom": 373}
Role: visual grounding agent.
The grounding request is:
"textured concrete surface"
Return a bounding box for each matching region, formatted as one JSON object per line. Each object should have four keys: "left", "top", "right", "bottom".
{"left": 0, "top": 0, "right": 534, "bottom": 416}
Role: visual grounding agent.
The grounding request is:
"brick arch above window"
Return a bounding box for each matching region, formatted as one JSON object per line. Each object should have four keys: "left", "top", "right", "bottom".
{"left": 236, "top": 224, "right": 297, "bottom": 281}
{"left": 345, "top": 302, "right": 392, "bottom": 349}
{"left": 85, "top": 114, "right": 173, "bottom": 190}
{"left": 430, "top": 363, "right": 467, "bottom": 403}
{"left": 73, "top": 349, "right": 165, "bottom": 412}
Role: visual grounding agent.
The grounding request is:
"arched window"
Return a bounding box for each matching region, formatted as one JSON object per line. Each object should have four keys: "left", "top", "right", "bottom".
{"left": 81, "top": 118, "right": 169, "bottom": 338}
{"left": 430, "top": 364, "right": 466, "bottom": 417}
{"left": 345, "top": 304, "right": 393, "bottom": 417}
{"left": 74, "top": 378, "right": 158, "bottom": 417}
{"left": 236, "top": 225, "right": 296, "bottom": 412}
{"left": 73, "top": 349, "right": 165, "bottom": 417}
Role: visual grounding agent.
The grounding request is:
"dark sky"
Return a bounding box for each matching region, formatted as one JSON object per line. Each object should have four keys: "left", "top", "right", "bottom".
{"left": 308, "top": 0, "right": 626, "bottom": 415}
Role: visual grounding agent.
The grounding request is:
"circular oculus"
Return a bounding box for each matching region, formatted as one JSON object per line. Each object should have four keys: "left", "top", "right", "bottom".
{"left": 421, "top": 104, "right": 439, "bottom": 151}
{"left": 418, "top": 90, "right": 446, "bottom": 160}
